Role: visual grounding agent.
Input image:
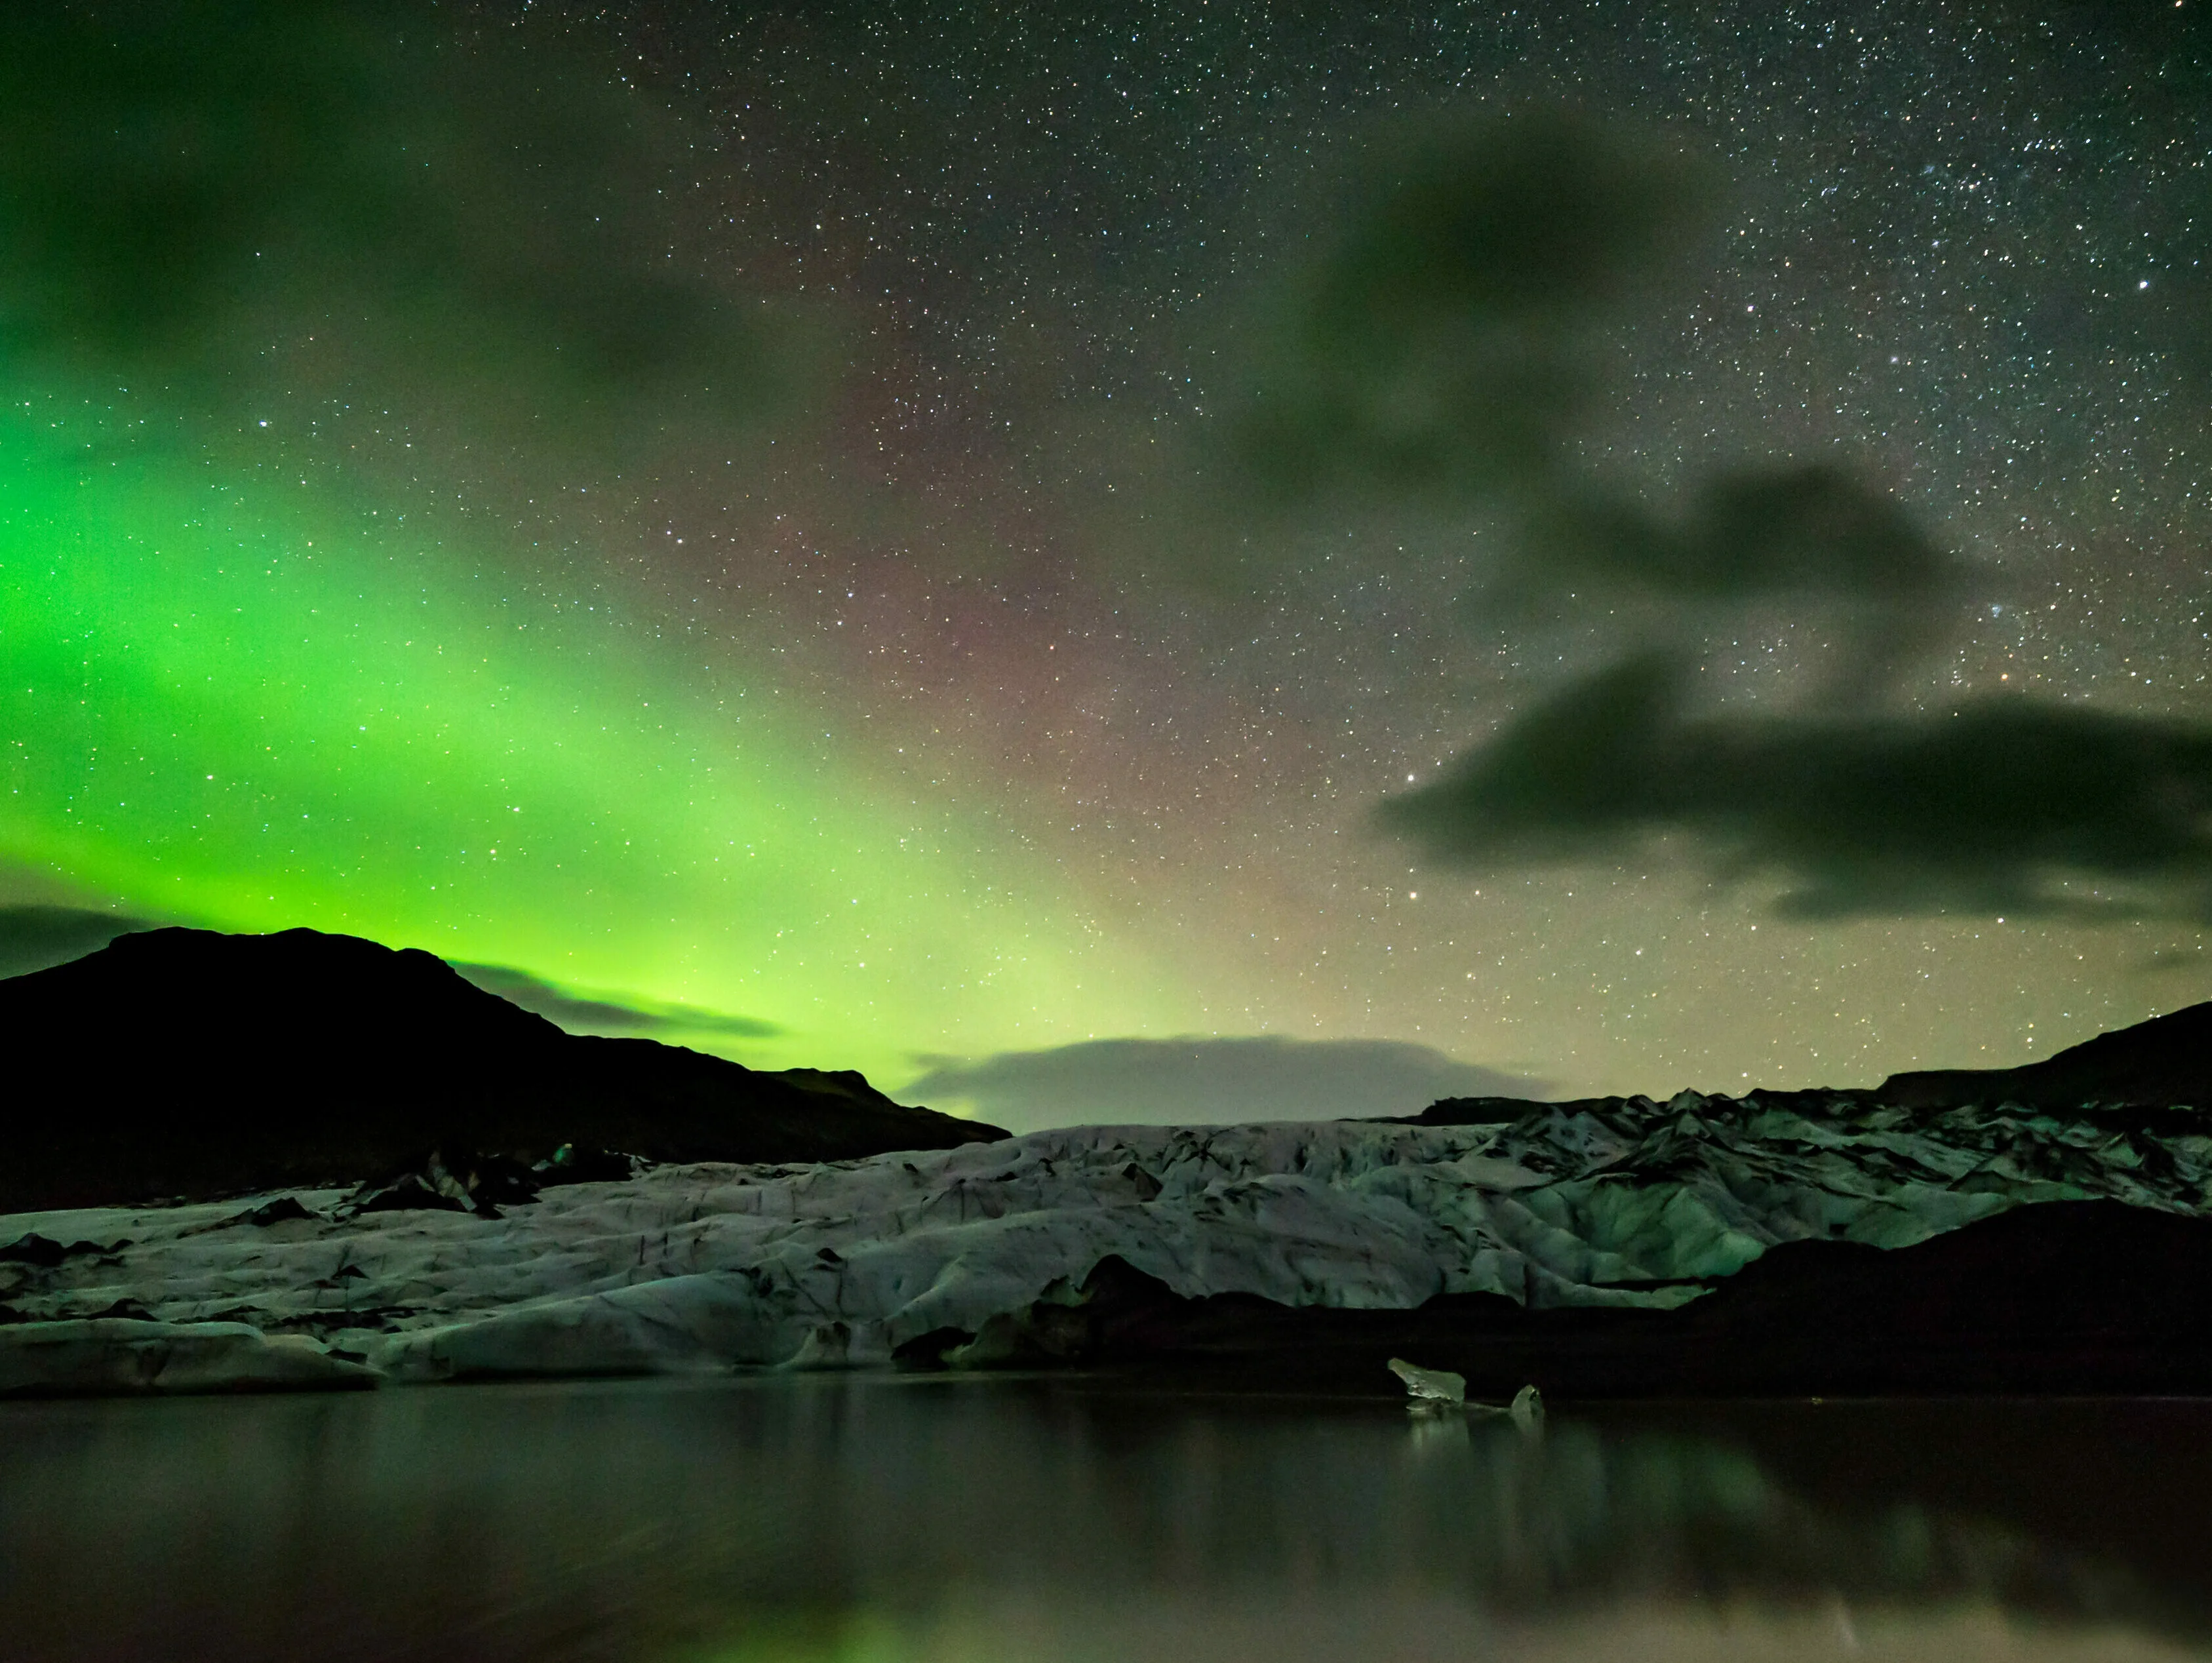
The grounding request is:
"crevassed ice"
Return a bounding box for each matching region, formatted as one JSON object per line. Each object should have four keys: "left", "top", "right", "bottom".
{"left": 2, "top": 1094, "right": 2205, "bottom": 1382}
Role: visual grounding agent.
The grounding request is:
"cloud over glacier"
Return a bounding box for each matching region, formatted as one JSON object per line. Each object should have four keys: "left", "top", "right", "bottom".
{"left": 902, "top": 1036, "right": 1543, "bottom": 1133}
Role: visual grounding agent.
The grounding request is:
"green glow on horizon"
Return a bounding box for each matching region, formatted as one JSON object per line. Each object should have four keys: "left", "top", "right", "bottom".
{"left": 0, "top": 412, "right": 1191, "bottom": 1084}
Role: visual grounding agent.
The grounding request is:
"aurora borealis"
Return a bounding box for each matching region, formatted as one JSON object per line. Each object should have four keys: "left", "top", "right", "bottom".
{"left": 0, "top": 402, "right": 1200, "bottom": 1082}
{"left": 4, "top": 1, "right": 2209, "bottom": 1122}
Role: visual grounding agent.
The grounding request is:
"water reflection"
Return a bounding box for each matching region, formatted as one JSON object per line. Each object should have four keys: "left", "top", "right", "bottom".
{"left": 1, "top": 1378, "right": 2206, "bottom": 1661}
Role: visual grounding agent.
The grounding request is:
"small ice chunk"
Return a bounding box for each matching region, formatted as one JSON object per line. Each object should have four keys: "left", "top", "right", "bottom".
{"left": 1509, "top": 1382, "right": 1545, "bottom": 1432}
{"left": 781, "top": 1321, "right": 852, "bottom": 1370}
{"left": 1388, "top": 1358, "right": 1544, "bottom": 1428}
{"left": 1387, "top": 1356, "right": 1467, "bottom": 1403}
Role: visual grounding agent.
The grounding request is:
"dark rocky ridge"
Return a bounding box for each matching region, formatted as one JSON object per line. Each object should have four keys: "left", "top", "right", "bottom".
{"left": 1874, "top": 998, "right": 2212, "bottom": 1110}
{"left": 0, "top": 926, "right": 1004, "bottom": 1212}
{"left": 1412, "top": 996, "right": 2212, "bottom": 1127}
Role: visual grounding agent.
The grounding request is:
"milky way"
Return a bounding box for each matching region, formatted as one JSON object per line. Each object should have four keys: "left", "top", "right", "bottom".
{"left": 2, "top": 1, "right": 2205, "bottom": 1108}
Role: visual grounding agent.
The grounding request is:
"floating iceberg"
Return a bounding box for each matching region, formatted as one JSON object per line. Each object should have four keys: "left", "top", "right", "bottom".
{"left": 1389, "top": 1358, "right": 1543, "bottom": 1432}
{"left": 1389, "top": 1357, "right": 1467, "bottom": 1402}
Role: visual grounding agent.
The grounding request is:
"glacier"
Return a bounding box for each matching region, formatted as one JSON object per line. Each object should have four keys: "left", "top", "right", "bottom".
{"left": 4, "top": 1090, "right": 2209, "bottom": 1392}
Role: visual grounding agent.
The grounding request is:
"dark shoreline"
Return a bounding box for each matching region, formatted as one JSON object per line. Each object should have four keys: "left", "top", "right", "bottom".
{"left": 920, "top": 1200, "right": 2212, "bottom": 1399}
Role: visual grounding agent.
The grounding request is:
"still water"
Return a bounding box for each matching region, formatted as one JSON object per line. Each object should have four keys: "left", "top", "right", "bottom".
{"left": 3, "top": 1377, "right": 2210, "bottom": 1662}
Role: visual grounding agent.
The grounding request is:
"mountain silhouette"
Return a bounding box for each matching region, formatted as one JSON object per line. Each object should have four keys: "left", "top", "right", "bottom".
{"left": 1413, "top": 1000, "right": 2212, "bottom": 1128}
{"left": 0, "top": 926, "right": 1002, "bottom": 1211}
{"left": 1874, "top": 1000, "right": 2212, "bottom": 1110}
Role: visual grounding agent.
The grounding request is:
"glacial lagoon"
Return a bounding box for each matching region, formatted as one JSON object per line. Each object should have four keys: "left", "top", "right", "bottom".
{"left": 5, "top": 1377, "right": 2211, "bottom": 1661}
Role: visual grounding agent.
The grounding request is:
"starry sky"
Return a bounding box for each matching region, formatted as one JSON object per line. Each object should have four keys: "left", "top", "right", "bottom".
{"left": 2, "top": 1, "right": 2207, "bottom": 1124}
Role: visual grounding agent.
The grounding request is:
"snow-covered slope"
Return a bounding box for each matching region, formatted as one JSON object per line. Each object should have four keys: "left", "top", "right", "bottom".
{"left": 5, "top": 1091, "right": 2209, "bottom": 1391}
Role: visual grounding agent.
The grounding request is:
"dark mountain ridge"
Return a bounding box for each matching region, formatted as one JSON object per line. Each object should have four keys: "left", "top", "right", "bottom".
{"left": 1415, "top": 996, "right": 2212, "bottom": 1127}
{"left": 0, "top": 926, "right": 1002, "bottom": 1212}
{"left": 1872, "top": 998, "right": 2212, "bottom": 1110}
{"left": 9, "top": 923, "right": 2208, "bottom": 1214}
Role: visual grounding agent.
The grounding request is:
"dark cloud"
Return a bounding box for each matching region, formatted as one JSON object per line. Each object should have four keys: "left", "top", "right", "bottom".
{"left": 1383, "top": 655, "right": 2212, "bottom": 921}
{"left": 1231, "top": 111, "right": 1962, "bottom": 656}
{"left": 2141, "top": 948, "right": 2208, "bottom": 973}
{"left": 0, "top": 905, "right": 157, "bottom": 981}
{"left": 1226, "top": 107, "right": 2212, "bottom": 925}
{"left": 450, "top": 964, "right": 782, "bottom": 1043}
{"left": 1233, "top": 108, "right": 1710, "bottom": 504}
{"left": 0, "top": 3, "right": 785, "bottom": 432}
{"left": 1478, "top": 465, "right": 1972, "bottom": 697}
{"left": 1502, "top": 464, "right": 1964, "bottom": 617}
{"left": 902, "top": 1036, "right": 1545, "bottom": 1134}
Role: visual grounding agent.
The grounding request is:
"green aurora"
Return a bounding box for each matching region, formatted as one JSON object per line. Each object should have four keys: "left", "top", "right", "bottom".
{"left": 0, "top": 408, "right": 1191, "bottom": 1086}
{"left": 5, "top": 3, "right": 2209, "bottom": 1114}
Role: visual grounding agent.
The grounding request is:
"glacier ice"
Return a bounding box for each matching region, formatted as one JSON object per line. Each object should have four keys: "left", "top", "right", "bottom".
{"left": 2, "top": 1090, "right": 2208, "bottom": 1392}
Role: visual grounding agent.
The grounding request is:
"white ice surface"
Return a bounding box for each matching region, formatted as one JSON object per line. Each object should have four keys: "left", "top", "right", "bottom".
{"left": 4, "top": 1093, "right": 2208, "bottom": 1389}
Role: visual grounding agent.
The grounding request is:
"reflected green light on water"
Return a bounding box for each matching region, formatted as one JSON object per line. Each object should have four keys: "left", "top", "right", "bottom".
{"left": 2, "top": 1377, "right": 2209, "bottom": 1662}
{"left": 677, "top": 1614, "right": 907, "bottom": 1663}
{"left": 679, "top": 1603, "right": 2203, "bottom": 1663}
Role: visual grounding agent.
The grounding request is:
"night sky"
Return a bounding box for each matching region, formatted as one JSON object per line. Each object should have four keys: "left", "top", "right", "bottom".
{"left": 3, "top": 1, "right": 2206, "bottom": 1125}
